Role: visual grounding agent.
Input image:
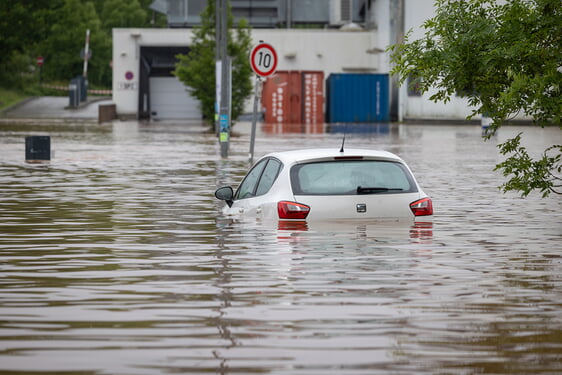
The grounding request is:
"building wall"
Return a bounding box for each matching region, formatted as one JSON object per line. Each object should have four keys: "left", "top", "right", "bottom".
{"left": 398, "top": 0, "right": 475, "bottom": 121}
{"left": 113, "top": 28, "right": 377, "bottom": 118}
{"left": 113, "top": 28, "right": 195, "bottom": 118}
{"left": 114, "top": 0, "right": 505, "bottom": 122}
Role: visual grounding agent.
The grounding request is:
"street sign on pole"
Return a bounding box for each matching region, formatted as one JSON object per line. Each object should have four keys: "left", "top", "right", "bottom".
{"left": 37, "top": 56, "right": 44, "bottom": 85}
{"left": 218, "top": 0, "right": 230, "bottom": 158}
{"left": 248, "top": 41, "right": 277, "bottom": 163}
{"left": 249, "top": 42, "right": 278, "bottom": 77}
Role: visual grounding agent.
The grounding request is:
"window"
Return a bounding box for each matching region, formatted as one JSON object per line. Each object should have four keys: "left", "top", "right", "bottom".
{"left": 234, "top": 158, "right": 282, "bottom": 200}
{"left": 290, "top": 160, "right": 417, "bottom": 195}
{"left": 256, "top": 159, "right": 282, "bottom": 196}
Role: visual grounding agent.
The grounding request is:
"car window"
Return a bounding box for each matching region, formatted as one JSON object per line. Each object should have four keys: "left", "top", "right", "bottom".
{"left": 235, "top": 159, "right": 267, "bottom": 199}
{"left": 234, "top": 158, "right": 282, "bottom": 200}
{"left": 255, "top": 158, "right": 282, "bottom": 196}
{"left": 290, "top": 160, "right": 417, "bottom": 195}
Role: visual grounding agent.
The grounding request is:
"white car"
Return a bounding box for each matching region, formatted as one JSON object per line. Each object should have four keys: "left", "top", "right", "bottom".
{"left": 215, "top": 148, "right": 433, "bottom": 221}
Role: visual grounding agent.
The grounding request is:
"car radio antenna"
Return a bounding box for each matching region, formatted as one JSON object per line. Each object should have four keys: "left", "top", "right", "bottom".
{"left": 339, "top": 124, "right": 347, "bottom": 153}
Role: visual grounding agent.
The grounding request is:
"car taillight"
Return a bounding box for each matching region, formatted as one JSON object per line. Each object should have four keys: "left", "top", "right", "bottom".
{"left": 278, "top": 201, "right": 310, "bottom": 219}
{"left": 410, "top": 197, "right": 433, "bottom": 216}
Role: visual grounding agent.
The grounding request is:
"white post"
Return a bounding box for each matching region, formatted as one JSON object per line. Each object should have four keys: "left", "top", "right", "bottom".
{"left": 83, "top": 29, "right": 90, "bottom": 78}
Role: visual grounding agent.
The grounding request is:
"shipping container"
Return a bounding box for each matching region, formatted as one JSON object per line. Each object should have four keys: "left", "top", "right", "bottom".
{"left": 326, "top": 73, "right": 389, "bottom": 123}
{"left": 262, "top": 71, "right": 324, "bottom": 125}
{"left": 302, "top": 71, "right": 324, "bottom": 125}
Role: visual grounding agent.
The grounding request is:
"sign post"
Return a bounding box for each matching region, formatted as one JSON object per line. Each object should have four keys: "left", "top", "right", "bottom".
{"left": 79, "top": 29, "right": 90, "bottom": 103}
{"left": 82, "top": 29, "right": 90, "bottom": 78}
{"left": 37, "top": 56, "right": 44, "bottom": 84}
{"left": 249, "top": 41, "right": 277, "bottom": 163}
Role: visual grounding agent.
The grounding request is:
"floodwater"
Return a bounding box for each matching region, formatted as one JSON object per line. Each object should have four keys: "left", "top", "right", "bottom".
{"left": 1, "top": 120, "right": 561, "bottom": 375}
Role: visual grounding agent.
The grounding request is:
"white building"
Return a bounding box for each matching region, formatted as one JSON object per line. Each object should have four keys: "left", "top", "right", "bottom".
{"left": 112, "top": 0, "right": 481, "bottom": 122}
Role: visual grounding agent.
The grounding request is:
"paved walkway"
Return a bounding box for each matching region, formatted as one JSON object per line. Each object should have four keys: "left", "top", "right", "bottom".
{"left": 2, "top": 96, "right": 113, "bottom": 120}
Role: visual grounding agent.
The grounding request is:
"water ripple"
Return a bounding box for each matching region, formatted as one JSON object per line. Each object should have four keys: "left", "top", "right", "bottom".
{"left": 1, "top": 122, "right": 561, "bottom": 374}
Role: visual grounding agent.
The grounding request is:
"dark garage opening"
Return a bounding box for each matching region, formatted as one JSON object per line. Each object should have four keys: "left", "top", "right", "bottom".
{"left": 139, "top": 46, "right": 202, "bottom": 121}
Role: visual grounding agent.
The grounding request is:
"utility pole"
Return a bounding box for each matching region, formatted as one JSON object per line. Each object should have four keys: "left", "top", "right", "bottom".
{"left": 215, "top": 0, "right": 220, "bottom": 135}
{"left": 218, "top": 0, "right": 231, "bottom": 158}
{"left": 389, "top": 0, "right": 404, "bottom": 122}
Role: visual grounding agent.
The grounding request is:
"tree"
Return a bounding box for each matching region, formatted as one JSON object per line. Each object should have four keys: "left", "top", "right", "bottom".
{"left": 173, "top": 0, "right": 253, "bottom": 127}
{"left": 389, "top": 0, "right": 561, "bottom": 197}
{"left": 0, "top": 0, "right": 164, "bottom": 90}
{"left": 40, "top": 0, "right": 112, "bottom": 87}
{"left": 100, "top": 0, "right": 147, "bottom": 30}
{"left": 0, "top": 0, "right": 63, "bottom": 88}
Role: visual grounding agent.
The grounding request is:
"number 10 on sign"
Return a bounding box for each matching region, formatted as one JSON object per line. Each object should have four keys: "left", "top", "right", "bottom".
{"left": 250, "top": 42, "right": 277, "bottom": 77}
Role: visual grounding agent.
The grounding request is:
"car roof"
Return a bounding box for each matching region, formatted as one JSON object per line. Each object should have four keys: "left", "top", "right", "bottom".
{"left": 261, "top": 148, "right": 404, "bottom": 165}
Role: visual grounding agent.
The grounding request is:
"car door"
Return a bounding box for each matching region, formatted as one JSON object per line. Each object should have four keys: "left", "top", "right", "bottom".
{"left": 230, "top": 158, "right": 282, "bottom": 217}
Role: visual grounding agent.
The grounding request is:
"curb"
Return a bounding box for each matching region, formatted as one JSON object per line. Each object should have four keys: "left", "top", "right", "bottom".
{"left": 0, "top": 96, "right": 38, "bottom": 117}
{"left": 65, "top": 96, "right": 112, "bottom": 110}
{"left": 1, "top": 96, "right": 113, "bottom": 121}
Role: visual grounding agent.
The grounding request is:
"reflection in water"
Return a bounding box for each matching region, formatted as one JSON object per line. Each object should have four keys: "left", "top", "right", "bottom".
{"left": 0, "top": 121, "right": 561, "bottom": 374}
{"left": 327, "top": 122, "right": 391, "bottom": 135}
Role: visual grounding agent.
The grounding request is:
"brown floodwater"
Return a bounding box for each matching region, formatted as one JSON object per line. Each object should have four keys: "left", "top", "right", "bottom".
{"left": 1, "top": 120, "right": 561, "bottom": 374}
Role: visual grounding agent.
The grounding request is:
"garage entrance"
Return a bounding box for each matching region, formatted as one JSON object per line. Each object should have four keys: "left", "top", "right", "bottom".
{"left": 139, "top": 46, "right": 202, "bottom": 121}
{"left": 149, "top": 77, "right": 200, "bottom": 120}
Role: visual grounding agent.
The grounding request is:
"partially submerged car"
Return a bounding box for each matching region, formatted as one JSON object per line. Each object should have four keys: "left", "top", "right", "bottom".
{"left": 215, "top": 148, "right": 433, "bottom": 221}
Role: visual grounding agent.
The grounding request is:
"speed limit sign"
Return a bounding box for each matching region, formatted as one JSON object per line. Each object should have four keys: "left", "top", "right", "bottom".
{"left": 249, "top": 42, "right": 278, "bottom": 77}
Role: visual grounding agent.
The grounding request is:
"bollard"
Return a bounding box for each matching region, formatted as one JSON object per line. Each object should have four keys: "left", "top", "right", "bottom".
{"left": 98, "top": 104, "right": 116, "bottom": 124}
{"left": 76, "top": 75, "right": 87, "bottom": 102}
{"left": 25, "top": 136, "right": 51, "bottom": 164}
{"left": 69, "top": 80, "right": 79, "bottom": 108}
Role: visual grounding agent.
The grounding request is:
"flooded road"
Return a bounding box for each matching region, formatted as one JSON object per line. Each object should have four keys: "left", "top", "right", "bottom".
{"left": 1, "top": 120, "right": 561, "bottom": 374}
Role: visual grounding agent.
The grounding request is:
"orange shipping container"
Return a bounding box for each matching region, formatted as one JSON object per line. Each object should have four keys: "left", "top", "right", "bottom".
{"left": 262, "top": 71, "right": 324, "bottom": 125}
{"left": 302, "top": 71, "right": 324, "bottom": 125}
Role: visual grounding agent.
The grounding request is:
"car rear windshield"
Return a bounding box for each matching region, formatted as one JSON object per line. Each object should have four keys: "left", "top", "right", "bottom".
{"left": 290, "top": 160, "right": 417, "bottom": 195}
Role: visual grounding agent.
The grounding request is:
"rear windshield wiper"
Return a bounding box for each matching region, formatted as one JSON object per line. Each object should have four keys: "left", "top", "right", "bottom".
{"left": 357, "top": 186, "right": 404, "bottom": 194}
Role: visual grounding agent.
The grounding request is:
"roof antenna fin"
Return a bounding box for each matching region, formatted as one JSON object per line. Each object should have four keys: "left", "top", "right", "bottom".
{"left": 339, "top": 124, "right": 347, "bottom": 153}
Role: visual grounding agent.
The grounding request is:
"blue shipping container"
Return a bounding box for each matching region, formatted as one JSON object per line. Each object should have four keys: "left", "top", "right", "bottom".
{"left": 326, "top": 73, "right": 389, "bottom": 123}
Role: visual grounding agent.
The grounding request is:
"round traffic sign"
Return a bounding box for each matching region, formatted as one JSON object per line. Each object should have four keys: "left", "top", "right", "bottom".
{"left": 249, "top": 43, "right": 277, "bottom": 77}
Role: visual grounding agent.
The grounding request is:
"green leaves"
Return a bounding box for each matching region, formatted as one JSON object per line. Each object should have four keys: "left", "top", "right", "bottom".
{"left": 173, "top": 0, "right": 253, "bottom": 128}
{"left": 0, "top": 0, "right": 162, "bottom": 89}
{"left": 390, "top": 0, "right": 562, "bottom": 197}
{"left": 495, "top": 134, "right": 562, "bottom": 197}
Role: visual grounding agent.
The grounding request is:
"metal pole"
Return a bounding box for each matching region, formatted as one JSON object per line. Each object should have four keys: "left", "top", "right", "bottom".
{"left": 249, "top": 75, "right": 262, "bottom": 164}
{"left": 215, "top": 0, "right": 221, "bottom": 135}
{"left": 219, "top": 0, "right": 230, "bottom": 158}
{"left": 83, "top": 29, "right": 90, "bottom": 78}
{"left": 389, "top": 0, "right": 404, "bottom": 122}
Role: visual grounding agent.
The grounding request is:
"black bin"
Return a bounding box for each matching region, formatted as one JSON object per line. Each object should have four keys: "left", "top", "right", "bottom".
{"left": 69, "top": 78, "right": 80, "bottom": 108}
{"left": 76, "top": 75, "right": 88, "bottom": 102}
{"left": 25, "top": 136, "right": 51, "bottom": 163}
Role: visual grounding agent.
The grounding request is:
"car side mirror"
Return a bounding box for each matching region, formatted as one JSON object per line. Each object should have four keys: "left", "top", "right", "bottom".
{"left": 215, "top": 186, "right": 234, "bottom": 207}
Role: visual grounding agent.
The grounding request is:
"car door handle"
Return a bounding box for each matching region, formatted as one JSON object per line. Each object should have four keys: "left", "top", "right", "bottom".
{"left": 256, "top": 207, "right": 262, "bottom": 214}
